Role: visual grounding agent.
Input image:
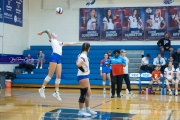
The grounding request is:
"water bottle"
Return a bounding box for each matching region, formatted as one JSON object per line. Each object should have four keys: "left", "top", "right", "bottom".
{"left": 148, "top": 88, "right": 151, "bottom": 94}
{"left": 146, "top": 87, "right": 148, "bottom": 95}
{"left": 164, "top": 88, "right": 166, "bottom": 95}
{"left": 161, "top": 87, "right": 164, "bottom": 95}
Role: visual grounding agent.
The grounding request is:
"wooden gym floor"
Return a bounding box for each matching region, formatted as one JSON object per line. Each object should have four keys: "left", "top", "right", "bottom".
{"left": 0, "top": 88, "right": 180, "bottom": 120}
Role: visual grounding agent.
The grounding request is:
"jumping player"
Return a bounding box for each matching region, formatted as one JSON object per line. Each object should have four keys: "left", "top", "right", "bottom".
{"left": 100, "top": 53, "right": 111, "bottom": 94}
{"left": 164, "top": 62, "right": 175, "bottom": 96}
{"left": 38, "top": 29, "right": 82, "bottom": 101}
{"left": 76, "top": 42, "right": 97, "bottom": 117}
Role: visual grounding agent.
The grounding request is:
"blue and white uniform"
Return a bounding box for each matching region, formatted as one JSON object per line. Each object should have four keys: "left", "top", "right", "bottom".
{"left": 49, "top": 39, "right": 63, "bottom": 64}
{"left": 77, "top": 53, "right": 90, "bottom": 81}
{"left": 100, "top": 59, "right": 111, "bottom": 74}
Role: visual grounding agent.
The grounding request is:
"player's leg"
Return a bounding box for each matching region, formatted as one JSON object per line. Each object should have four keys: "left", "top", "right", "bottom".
{"left": 110, "top": 70, "right": 116, "bottom": 98}
{"left": 175, "top": 79, "right": 179, "bottom": 96}
{"left": 124, "top": 74, "right": 133, "bottom": 95}
{"left": 85, "top": 82, "right": 97, "bottom": 115}
{"left": 52, "top": 64, "right": 62, "bottom": 101}
{"left": 172, "top": 79, "right": 176, "bottom": 95}
{"left": 36, "top": 59, "right": 40, "bottom": 69}
{"left": 166, "top": 79, "right": 172, "bottom": 96}
{"left": 102, "top": 73, "right": 106, "bottom": 94}
{"left": 40, "top": 59, "right": 43, "bottom": 69}
{"left": 39, "top": 62, "right": 57, "bottom": 98}
{"left": 157, "top": 80, "right": 161, "bottom": 91}
{"left": 149, "top": 80, "right": 154, "bottom": 88}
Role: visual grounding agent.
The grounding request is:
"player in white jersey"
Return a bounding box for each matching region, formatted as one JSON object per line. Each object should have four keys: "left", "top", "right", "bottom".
{"left": 175, "top": 63, "right": 180, "bottom": 96}
{"left": 147, "top": 9, "right": 166, "bottom": 30}
{"left": 76, "top": 42, "right": 97, "bottom": 117}
{"left": 128, "top": 9, "right": 144, "bottom": 31}
{"left": 173, "top": 14, "right": 180, "bottom": 29}
{"left": 83, "top": 9, "right": 97, "bottom": 30}
{"left": 164, "top": 62, "right": 175, "bottom": 96}
{"left": 103, "top": 9, "right": 116, "bottom": 31}
{"left": 38, "top": 29, "right": 82, "bottom": 101}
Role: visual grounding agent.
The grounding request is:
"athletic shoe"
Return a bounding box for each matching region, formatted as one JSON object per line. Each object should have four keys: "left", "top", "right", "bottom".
{"left": 175, "top": 91, "right": 178, "bottom": 96}
{"left": 129, "top": 92, "right": 134, "bottom": 96}
{"left": 31, "top": 71, "right": 34, "bottom": 74}
{"left": 169, "top": 91, "right": 172, "bottom": 96}
{"left": 40, "top": 66, "right": 42, "bottom": 69}
{"left": 117, "top": 95, "right": 121, "bottom": 98}
{"left": 156, "top": 86, "right": 160, "bottom": 91}
{"left": 111, "top": 95, "right": 114, "bottom": 98}
{"left": 78, "top": 110, "right": 91, "bottom": 117}
{"left": 53, "top": 92, "right": 62, "bottom": 101}
{"left": 86, "top": 108, "right": 97, "bottom": 115}
{"left": 120, "top": 92, "right": 123, "bottom": 96}
{"left": 36, "top": 66, "right": 38, "bottom": 69}
{"left": 24, "top": 72, "right": 28, "bottom": 74}
{"left": 103, "top": 89, "right": 106, "bottom": 94}
{"left": 39, "top": 88, "right": 45, "bottom": 98}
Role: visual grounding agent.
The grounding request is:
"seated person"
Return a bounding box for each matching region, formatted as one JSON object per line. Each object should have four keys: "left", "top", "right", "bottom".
{"left": 164, "top": 62, "right": 175, "bottom": 96}
{"left": 140, "top": 54, "right": 153, "bottom": 73}
{"left": 149, "top": 65, "right": 161, "bottom": 91}
{"left": 172, "top": 48, "right": 180, "bottom": 69}
{"left": 168, "top": 57, "right": 176, "bottom": 69}
{"left": 175, "top": 62, "right": 180, "bottom": 96}
{"left": 25, "top": 54, "right": 34, "bottom": 74}
{"left": 153, "top": 53, "right": 166, "bottom": 73}
{"left": 36, "top": 50, "right": 45, "bottom": 69}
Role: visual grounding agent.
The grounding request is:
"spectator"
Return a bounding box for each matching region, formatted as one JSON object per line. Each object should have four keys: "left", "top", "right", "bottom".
{"left": 169, "top": 57, "right": 176, "bottom": 69}
{"left": 120, "top": 49, "right": 133, "bottom": 95}
{"left": 110, "top": 50, "right": 126, "bottom": 98}
{"left": 140, "top": 54, "right": 153, "bottom": 73}
{"left": 153, "top": 53, "right": 166, "bottom": 73}
{"left": 36, "top": 50, "right": 45, "bottom": 69}
{"left": 25, "top": 54, "right": 34, "bottom": 74}
{"left": 172, "top": 48, "right": 180, "bottom": 69}
{"left": 107, "top": 50, "right": 112, "bottom": 58}
{"left": 157, "top": 33, "right": 173, "bottom": 57}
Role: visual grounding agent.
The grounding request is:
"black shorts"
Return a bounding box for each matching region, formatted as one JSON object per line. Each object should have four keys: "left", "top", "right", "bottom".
{"left": 164, "top": 47, "right": 170, "bottom": 51}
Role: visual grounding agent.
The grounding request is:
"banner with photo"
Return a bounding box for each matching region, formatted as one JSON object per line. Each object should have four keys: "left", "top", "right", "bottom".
{"left": 0, "top": 0, "right": 3, "bottom": 22}
{"left": 4, "top": 0, "right": 15, "bottom": 25}
{"left": 79, "top": 6, "right": 180, "bottom": 41}
{"left": 168, "top": 6, "right": 180, "bottom": 40}
{"left": 100, "top": 8, "right": 122, "bottom": 41}
{"left": 13, "top": 0, "right": 23, "bottom": 27}
{"left": 79, "top": 8, "right": 101, "bottom": 41}
{"left": 122, "top": 7, "right": 145, "bottom": 40}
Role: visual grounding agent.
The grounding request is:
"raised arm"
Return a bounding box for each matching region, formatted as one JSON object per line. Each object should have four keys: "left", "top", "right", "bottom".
{"left": 38, "top": 29, "right": 52, "bottom": 40}
{"left": 63, "top": 42, "right": 83, "bottom": 46}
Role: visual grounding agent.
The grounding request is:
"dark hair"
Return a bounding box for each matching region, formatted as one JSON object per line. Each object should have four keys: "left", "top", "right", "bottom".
{"left": 167, "top": 61, "right": 172, "bottom": 67}
{"left": 81, "top": 42, "right": 90, "bottom": 53}
{"left": 146, "top": 54, "right": 150, "bottom": 58}
{"left": 105, "top": 9, "right": 113, "bottom": 23}
{"left": 133, "top": 9, "right": 140, "bottom": 22}
{"left": 113, "top": 49, "right": 120, "bottom": 54}
{"left": 38, "top": 50, "right": 42, "bottom": 57}
{"left": 157, "top": 53, "right": 161, "bottom": 56}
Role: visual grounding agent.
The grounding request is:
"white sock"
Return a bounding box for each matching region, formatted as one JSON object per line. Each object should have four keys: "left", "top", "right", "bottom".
{"left": 169, "top": 89, "right": 171, "bottom": 91}
{"left": 55, "top": 88, "right": 59, "bottom": 92}
{"left": 79, "top": 108, "right": 83, "bottom": 112}
{"left": 41, "top": 85, "right": 45, "bottom": 89}
{"left": 176, "top": 90, "right": 178, "bottom": 92}
{"left": 103, "top": 88, "right": 106, "bottom": 90}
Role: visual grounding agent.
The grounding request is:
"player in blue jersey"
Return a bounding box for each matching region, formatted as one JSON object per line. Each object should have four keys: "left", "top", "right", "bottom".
{"left": 100, "top": 53, "right": 111, "bottom": 94}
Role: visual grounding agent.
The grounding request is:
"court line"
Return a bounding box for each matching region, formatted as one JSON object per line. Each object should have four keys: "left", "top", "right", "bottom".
{"left": 167, "top": 110, "right": 174, "bottom": 120}
{"left": 92, "top": 100, "right": 111, "bottom": 109}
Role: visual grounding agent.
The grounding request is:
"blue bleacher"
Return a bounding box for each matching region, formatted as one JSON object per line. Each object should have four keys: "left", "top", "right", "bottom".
{"left": 12, "top": 45, "right": 180, "bottom": 86}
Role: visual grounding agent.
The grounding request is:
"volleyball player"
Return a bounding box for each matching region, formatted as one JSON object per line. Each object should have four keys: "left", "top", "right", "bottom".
{"left": 83, "top": 9, "right": 97, "bottom": 30}
{"left": 164, "top": 62, "right": 175, "bottom": 96}
{"left": 76, "top": 42, "right": 97, "bottom": 117}
{"left": 38, "top": 29, "right": 82, "bottom": 101}
{"left": 100, "top": 53, "right": 111, "bottom": 94}
{"left": 175, "top": 63, "right": 180, "bottom": 96}
{"left": 147, "top": 8, "right": 166, "bottom": 30}
{"left": 103, "top": 9, "right": 116, "bottom": 31}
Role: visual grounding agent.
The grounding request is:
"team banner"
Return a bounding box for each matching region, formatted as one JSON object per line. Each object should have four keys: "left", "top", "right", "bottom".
{"left": 168, "top": 6, "right": 180, "bottom": 40}
{"left": 80, "top": 6, "right": 180, "bottom": 41}
{"left": 0, "top": 54, "right": 23, "bottom": 64}
{"left": 144, "top": 7, "right": 168, "bottom": 40}
{"left": 0, "top": 0, "right": 3, "bottom": 22}
{"left": 4, "top": 0, "right": 14, "bottom": 25}
{"left": 122, "top": 7, "right": 145, "bottom": 40}
{"left": 100, "top": 8, "right": 122, "bottom": 41}
{"left": 13, "top": 0, "right": 23, "bottom": 27}
{"left": 79, "top": 8, "right": 101, "bottom": 41}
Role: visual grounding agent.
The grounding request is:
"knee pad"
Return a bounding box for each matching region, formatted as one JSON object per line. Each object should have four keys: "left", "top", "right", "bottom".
{"left": 78, "top": 88, "right": 88, "bottom": 103}
{"left": 55, "top": 78, "right": 61, "bottom": 84}
{"left": 45, "top": 76, "right": 51, "bottom": 82}
{"left": 166, "top": 80, "right": 169, "bottom": 85}
{"left": 102, "top": 81, "right": 106, "bottom": 85}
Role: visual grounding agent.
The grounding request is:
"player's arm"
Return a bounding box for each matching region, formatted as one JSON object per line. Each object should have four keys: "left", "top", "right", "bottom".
{"left": 147, "top": 18, "right": 152, "bottom": 27}
{"left": 161, "top": 21, "right": 166, "bottom": 29}
{"left": 127, "top": 20, "right": 130, "bottom": 30}
{"left": 38, "top": 29, "right": 52, "bottom": 40}
{"left": 76, "top": 57, "right": 86, "bottom": 72}
{"left": 83, "top": 17, "right": 86, "bottom": 25}
{"left": 100, "top": 60, "right": 103, "bottom": 76}
{"left": 139, "top": 19, "right": 144, "bottom": 30}
{"left": 104, "top": 23, "right": 107, "bottom": 31}
{"left": 63, "top": 42, "right": 83, "bottom": 46}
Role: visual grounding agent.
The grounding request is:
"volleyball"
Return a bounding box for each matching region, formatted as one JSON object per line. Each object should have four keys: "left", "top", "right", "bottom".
{"left": 56, "top": 7, "right": 63, "bottom": 14}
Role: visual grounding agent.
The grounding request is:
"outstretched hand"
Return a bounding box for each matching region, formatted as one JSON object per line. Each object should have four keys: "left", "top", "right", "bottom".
{"left": 38, "top": 32, "right": 43, "bottom": 36}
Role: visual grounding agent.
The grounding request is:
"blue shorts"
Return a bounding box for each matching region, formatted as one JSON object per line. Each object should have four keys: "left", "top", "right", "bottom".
{"left": 77, "top": 75, "right": 89, "bottom": 81}
{"left": 49, "top": 53, "right": 61, "bottom": 64}
{"left": 102, "top": 69, "right": 110, "bottom": 74}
